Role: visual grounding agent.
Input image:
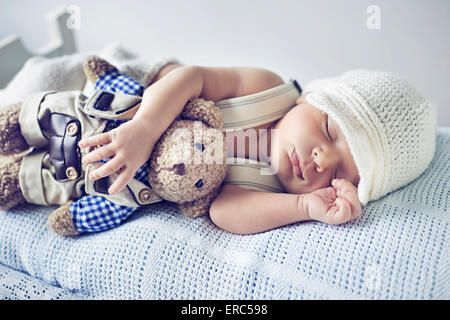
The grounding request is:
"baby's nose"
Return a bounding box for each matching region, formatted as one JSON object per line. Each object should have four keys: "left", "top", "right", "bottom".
{"left": 312, "top": 147, "right": 336, "bottom": 172}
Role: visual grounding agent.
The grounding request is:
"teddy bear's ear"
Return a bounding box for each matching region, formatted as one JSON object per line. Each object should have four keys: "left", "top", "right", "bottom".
{"left": 180, "top": 98, "right": 224, "bottom": 130}
{"left": 177, "top": 188, "right": 221, "bottom": 218}
{"left": 83, "top": 55, "right": 118, "bottom": 84}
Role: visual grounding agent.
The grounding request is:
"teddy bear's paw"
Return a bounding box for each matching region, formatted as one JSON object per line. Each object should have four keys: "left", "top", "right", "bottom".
{"left": 0, "top": 155, "right": 26, "bottom": 210}
{"left": 48, "top": 201, "right": 80, "bottom": 236}
{"left": 83, "top": 55, "right": 118, "bottom": 83}
{"left": 0, "top": 102, "right": 30, "bottom": 155}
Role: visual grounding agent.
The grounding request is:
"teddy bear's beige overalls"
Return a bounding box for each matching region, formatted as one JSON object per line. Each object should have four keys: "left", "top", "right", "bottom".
{"left": 18, "top": 80, "right": 301, "bottom": 208}
{"left": 18, "top": 89, "right": 160, "bottom": 208}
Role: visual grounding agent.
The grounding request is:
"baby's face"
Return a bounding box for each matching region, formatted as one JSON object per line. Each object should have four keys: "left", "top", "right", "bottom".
{"left": 271, "top": 96, "right": 359, "bottom": 194}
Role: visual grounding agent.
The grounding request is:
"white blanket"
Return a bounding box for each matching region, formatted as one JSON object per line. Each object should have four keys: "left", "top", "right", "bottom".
{"left": 0, "top": 128, "right": 448, "bottom": 299}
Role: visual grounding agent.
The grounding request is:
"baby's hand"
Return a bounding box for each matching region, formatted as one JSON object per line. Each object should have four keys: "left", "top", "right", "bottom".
{"left": 78, "top": 119, "right": 157, "bottom": 195}
{"left": 303, "top": 179, "right": 362, "bottom": 225}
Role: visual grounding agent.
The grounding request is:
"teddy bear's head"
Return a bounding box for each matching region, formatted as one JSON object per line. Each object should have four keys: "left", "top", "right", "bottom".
{"left": 148, "top": 99, "right": 228, "bottom": 218}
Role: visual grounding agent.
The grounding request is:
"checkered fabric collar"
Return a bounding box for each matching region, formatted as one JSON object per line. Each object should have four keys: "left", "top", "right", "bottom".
{"left": 94, "top": 69, "right": 145, "bottom": 96}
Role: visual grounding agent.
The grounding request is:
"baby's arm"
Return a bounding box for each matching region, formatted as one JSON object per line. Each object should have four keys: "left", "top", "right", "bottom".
{"left": 210, "top": 184, "right": 307, "bottom": 234}
{"left": 210, "top": 179, "right": 361, "bottom": 234}
{"left": 80, "top": 65, "right": 283, "bottom": 194}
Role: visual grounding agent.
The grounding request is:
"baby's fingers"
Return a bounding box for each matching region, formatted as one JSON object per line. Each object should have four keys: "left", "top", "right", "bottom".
{"left": 333, "top": 179, "right": 361, "bottom": 220}
{"left": 341, "top": 191, "right": 361, "bottom": 220}
{"left": 332, "top": 179, "right": 357, "bottom": 193}
{"left": 82, "top": 145, "right": 115, "bottom": 165}
{"left": 333, "top": 198, "right": 352, "bottom": 224}
{"left": 108, "top": 167, "right": 134, "bottom": 195}
{"left": 79, "top": 131, "right": 112, "bottom": 148}
{"left": 89, "top": 157, "right": 123, "bottom": 181}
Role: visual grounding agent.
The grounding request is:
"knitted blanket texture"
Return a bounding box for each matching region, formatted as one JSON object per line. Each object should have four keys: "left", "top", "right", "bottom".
{"left": 0, "top": 128, "right": 448, "bottom": 299}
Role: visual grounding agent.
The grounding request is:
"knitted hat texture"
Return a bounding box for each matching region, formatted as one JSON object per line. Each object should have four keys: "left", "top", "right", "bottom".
{"left": 304, "top": 69, "right": 436, "bottom": 205}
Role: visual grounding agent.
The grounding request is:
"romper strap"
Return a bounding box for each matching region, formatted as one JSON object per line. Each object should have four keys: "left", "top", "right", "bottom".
{"left": 224, "top": 157, "right": 285, "bottom": 193}
{"left": 216, "top": 80, "right": 301, "bottom": 131}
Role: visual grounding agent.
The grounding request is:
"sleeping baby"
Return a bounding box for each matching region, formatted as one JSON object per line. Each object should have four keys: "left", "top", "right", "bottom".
{"left": 79, "top": 62, "right": 436, "bottom": 234}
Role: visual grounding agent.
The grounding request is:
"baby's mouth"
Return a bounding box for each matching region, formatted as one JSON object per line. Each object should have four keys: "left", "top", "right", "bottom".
{"left": 289, "top": 147, "right": 304, "bottom": 180}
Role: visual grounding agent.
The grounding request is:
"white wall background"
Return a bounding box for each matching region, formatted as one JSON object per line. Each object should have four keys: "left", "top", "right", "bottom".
{"left": 1, "top": 0, "right": 449, "bottom": 125}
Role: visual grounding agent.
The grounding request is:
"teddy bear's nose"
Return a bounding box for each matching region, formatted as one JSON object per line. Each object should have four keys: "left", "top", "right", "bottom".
{"left": 173, "top": 163, "right": 185, "bottom": 175}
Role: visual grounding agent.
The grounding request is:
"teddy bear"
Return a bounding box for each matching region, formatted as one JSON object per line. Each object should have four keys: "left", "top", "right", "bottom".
{"left": 0, "top": 56, "right": 227, "bottom": 236}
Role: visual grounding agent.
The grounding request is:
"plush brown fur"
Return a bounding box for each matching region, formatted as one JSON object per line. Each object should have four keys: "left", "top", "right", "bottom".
{"left": 180, "top": 99, "right": 224, "bottom": 130}
{"left": 47, "top": 201, "right": 79, "bottom": 236}
{"left": 83, "top": 55, "right": 117, "bottom": 84}
{"left": 0, "top": 102, "right": 29, "bottom": 155}
{"left": 178, "top": 188, "right": 221, "bottom": 218}
{"left": 0, "top": 155, "right": 26, "bottom": 209}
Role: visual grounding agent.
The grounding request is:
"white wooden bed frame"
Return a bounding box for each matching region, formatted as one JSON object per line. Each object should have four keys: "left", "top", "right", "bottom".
{"left": 0, "top": 6, "right": 77, "bottom": 88}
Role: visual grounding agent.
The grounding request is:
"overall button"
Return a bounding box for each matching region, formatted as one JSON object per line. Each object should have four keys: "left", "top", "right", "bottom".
{"left": 139, "top": 188, "right": 152, "bottom": 203}
{"left": 66, "top": 167, "right": 79, "bottom": 180}
{"left": 66, "top": 122, "right": 79, "bottom": 136}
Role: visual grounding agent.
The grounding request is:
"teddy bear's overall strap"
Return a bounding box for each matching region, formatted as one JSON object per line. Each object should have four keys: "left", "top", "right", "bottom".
{"left": 81, "top": 89, "right": 142, "bottom": 120}
{"left": 84, "top": 162, "right": 163, "bottom": 207}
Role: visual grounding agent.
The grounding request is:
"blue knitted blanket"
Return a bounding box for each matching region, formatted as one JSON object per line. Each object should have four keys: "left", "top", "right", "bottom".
{"left": 0, "top": 128, "right": 448, "bottom": 299}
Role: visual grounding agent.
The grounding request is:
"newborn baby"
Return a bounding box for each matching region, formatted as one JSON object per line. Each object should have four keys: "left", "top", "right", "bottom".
{"left": 79, "top": 64, "right": 436, "bottom": 234}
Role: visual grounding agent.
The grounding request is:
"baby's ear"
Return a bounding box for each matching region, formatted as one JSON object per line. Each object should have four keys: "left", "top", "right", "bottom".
{"left": 83, "top": 56, "right": 118, "bottom": 84}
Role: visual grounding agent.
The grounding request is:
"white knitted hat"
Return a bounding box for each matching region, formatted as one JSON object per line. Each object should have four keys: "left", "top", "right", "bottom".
{"left": 304, "top": 69, "right": 436, "bottom": 205}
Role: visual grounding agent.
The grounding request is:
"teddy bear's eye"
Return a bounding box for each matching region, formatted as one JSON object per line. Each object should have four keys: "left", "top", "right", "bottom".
{"left": 195, "top": 143, "right": 205, "bottom": 152}
{"left": 195, "top": 179, "right": 204, "bottom": 188}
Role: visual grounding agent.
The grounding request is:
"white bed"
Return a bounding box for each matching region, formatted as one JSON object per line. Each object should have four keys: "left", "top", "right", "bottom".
{"left": 0, "top": 7, "right": 448, "bottom": 300}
